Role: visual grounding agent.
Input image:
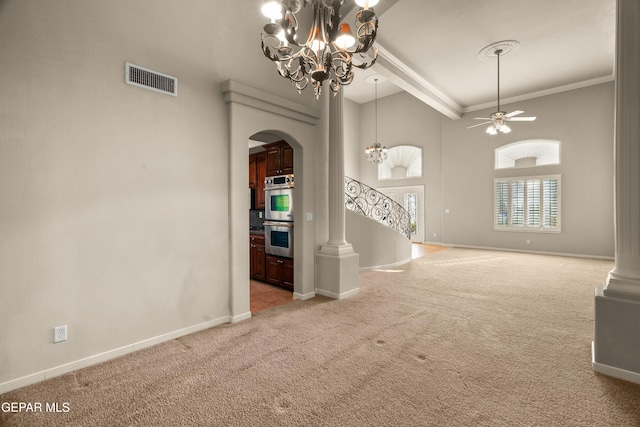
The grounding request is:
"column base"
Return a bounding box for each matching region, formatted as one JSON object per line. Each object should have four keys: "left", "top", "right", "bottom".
{"left": 315, "top": 244, "right": 359, "bottom": 300}
{"left": 593, "top": 285, "right": 640, "bottom": 384}
{"left": 604, "top": 270, "right": 640, "bottom": 301}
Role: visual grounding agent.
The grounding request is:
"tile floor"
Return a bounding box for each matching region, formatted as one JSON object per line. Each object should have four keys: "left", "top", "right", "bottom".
{"left": 250, "top": 280, "right": 294, "bottom": 313}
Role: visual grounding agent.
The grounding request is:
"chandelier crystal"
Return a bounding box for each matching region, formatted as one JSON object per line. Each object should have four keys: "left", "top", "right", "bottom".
{"left": 261, "top": 0, "right": 380, "bottom": 98}
{"left": 365, "top": 77, "right": 387, "bottom": 164}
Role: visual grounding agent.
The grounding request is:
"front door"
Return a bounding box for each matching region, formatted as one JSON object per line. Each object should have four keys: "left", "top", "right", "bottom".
{"left": 377, "top": 185, "right": 425, "bottom": 243}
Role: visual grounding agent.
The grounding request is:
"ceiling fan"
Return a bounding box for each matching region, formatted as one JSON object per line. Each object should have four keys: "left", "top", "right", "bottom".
{"left": 468, "top": 40, "right": 536, "bottom": 135}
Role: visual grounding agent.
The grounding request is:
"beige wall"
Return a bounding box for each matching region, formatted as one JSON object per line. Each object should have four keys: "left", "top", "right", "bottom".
{"left": 0, "top": 0, "right": 617, "bottom": 390}
{"left": 355, "top": 91, "right": 444, "bottom": 243}
{"left": 347, "top": 83, "right": 614, "bottom": 257}
{"left": 346, "top": 211, "right": 412, "bottom": 270}
{"left": 442, "top": 83, "right": 615, "bottom": 257}
{"left": 0, "top": 0, "right": 320, "bottom": 386}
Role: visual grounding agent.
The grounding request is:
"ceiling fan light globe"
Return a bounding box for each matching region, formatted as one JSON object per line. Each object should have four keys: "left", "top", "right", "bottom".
{"left": 486, "top": 126, "right": 498, "bottom": 135}
{"left": 501, "top": 124, "right": 511, "bottom": 134}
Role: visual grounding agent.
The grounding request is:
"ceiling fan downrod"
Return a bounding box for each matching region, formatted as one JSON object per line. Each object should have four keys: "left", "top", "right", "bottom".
{"left": 495, "top": 48, "right": 503, "bottom": 112}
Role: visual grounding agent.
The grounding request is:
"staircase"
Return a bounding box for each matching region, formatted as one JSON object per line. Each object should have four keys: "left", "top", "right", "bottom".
{"left": 345, "top": 176, "right": 412, "bottom": 239}
{"left": 345, "top": 176, "right": 412, "bottom": 270}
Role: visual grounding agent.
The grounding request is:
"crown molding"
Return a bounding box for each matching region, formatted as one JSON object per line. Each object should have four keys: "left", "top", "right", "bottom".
{"left": 463, "top": 75, "right": 615, "bottom": 113}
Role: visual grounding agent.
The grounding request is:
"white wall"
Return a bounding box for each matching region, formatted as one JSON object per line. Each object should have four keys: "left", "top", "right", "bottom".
{"left": 0, "top": 0, "right": 320, "bottom": 387}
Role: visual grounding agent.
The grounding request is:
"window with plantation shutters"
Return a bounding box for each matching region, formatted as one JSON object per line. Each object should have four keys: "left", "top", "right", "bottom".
{"left": 496, "top": 182, "right": 509, "bottom": 226}
{"left": 527, "top": 180, "right": 540, "bottom": 227}
{"left": 494, "top": 175, "right": 561, "bottom": 232}
{"left": 543, "top": 178, "right": 559, "bottom": 228}
{"left": 511, "top": 181, "right": 525, "bottom": 226}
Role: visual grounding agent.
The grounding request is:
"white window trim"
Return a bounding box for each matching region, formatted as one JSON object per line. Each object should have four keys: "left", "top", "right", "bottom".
{"left": 378, "top": 145, "right": 423, "bottom": 180}
{"left": 494, "top": 139, "right": 561, "bottom": 170}
{"left": 494, "top": 174, "right": 561, "bottom": 233}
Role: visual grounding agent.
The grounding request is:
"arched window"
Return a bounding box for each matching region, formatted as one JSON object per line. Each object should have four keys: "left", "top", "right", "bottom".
{"left": 378, "top": 145, "right": 422, "bottom": 180}
{"left": 495, "top": 139, "right": 560, "bottom": 170}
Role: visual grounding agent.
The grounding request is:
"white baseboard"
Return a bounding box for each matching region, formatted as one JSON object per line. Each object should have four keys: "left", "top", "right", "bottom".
{"left": 230, "top": 312, "right": 251, "bottom": 323}
{"left": 315, "top": 287, "right": 359, "bottom": 300}
{"left": 293, "top": 291, "right": 315, "bottom": 300}
{"left": 0, "top": 316, "right": 230, "bottom": 395}
{"left": 592, "top": 341, "right": 640, "bottom": 385}
{"left": 444, "top": 243, "right": 614, "bottom": 261}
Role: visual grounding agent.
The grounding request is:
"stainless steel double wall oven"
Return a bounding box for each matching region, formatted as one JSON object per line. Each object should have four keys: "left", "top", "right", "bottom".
{"left": 264, "top": 174, "right": 294, "bottom": 258}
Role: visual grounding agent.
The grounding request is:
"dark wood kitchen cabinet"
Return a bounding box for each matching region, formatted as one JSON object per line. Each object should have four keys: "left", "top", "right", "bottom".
{"left": 249, "top": 155, "right": 258, "bottom": 188}
{"left": 264, "top": 141, "right": 293, "bottom": 177}
{"left": 265, "top": 254, "right": 293, "bottom": 291}
{"left": 250, "top": 234, "right": 266, "bottom": 281}
{"left": 249, "top": 152, "right": 266, "bottom": 209}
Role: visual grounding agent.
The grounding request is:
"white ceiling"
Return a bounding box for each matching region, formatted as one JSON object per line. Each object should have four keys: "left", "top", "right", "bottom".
{"left": 342, "top": 0, "right": 616, "bottom": 118}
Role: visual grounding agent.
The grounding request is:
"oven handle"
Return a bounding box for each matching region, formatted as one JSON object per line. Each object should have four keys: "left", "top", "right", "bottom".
{"left": 263, "top": 221, "right": 294, "bottom": 227}
{"left": 264, "top": 184, "right": 294, "bottom": 190}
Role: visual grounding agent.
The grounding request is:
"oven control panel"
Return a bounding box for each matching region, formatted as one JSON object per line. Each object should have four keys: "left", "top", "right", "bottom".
{"left": 264, "top": 174, "right": 294, "bottom": 189}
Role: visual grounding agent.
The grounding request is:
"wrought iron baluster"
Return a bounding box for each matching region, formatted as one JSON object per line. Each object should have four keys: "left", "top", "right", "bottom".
{"left": 345, "top": 176, "right": 411, "bottom": 239}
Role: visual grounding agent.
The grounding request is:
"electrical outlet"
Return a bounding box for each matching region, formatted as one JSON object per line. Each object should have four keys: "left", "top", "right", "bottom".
{"left": 53, "top": 325, "right": 67, "bottom": 343}
{"left": 526, "top": 239, "right": 531, "bottom": 245}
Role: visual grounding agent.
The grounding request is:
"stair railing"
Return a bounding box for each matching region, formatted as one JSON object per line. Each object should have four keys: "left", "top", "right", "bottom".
{"left": 345, "top": 176, "right": 412, "bottom": 239}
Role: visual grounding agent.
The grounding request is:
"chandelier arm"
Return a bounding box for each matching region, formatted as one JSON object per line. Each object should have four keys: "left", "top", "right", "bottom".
{"left": 330, "top": 50, "right": 353, "bottom": 81}
{"left": 280, "top": 11, "right": 302, "bottom": 46}
{"left": 351, "top": 48, "right": 378, "bottom": 69}
{"left": 351, "top": 30, "right": 377, "bottom": 53}
{"left": 348, "top": 10, "right": 378, "bottom": 54}
{"left": 262, "top": 36, "right": 282, "bottom": 62}
{"left": 327, "top": 0, "right": 343, "bottom": 40}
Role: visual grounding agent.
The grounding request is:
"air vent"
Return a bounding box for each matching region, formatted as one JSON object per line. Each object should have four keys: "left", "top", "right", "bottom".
{"left": 125, "top": 62, "right": 178, "bottom": 97}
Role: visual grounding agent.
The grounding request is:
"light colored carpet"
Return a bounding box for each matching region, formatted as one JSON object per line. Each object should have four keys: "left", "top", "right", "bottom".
{"left": 2, "top": 247, "right": 640, "bottom": 426}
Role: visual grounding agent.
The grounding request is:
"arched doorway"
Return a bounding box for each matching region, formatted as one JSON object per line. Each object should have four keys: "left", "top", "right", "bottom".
{"left": 221, "top": 80, "right": 321, "bottom": 322}
{"left": 249, "top": 132, "right": 295, "bottom": 312}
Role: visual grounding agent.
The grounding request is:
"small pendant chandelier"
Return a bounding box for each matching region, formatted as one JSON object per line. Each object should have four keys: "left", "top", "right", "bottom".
{"left": 261, "top": 0, "right": 380, "bottom": 98}
{"left": 365, "top": 76, "right": 387, "bottom": 164}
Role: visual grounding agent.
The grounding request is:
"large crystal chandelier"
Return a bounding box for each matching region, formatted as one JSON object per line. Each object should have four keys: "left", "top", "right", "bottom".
{"left": 261, "top": 0, "right": 380, "bottom": 98}
{"left": 365, "top": 76, "right": 387, "bottom": 164}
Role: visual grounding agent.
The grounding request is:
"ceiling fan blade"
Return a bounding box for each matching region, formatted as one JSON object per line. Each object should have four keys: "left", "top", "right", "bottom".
{"left": 509, "top": 116, "right": 536, "bottom": 121}
{"left": 506, "top": 110, "right": 524, "bottom": 117}
{"left": 473, "top": 117, "right": 490, "bottom": 120}
{"left": 467, "top": 121, "right": 491, "bottom": 129}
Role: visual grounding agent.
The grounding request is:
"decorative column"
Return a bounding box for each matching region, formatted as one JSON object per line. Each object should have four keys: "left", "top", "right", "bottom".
{"left": 593, "top": 0, "right": 640, "bottom": 383}
{"left": 315, "top": 90, "right": 360, "bottom": 299}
